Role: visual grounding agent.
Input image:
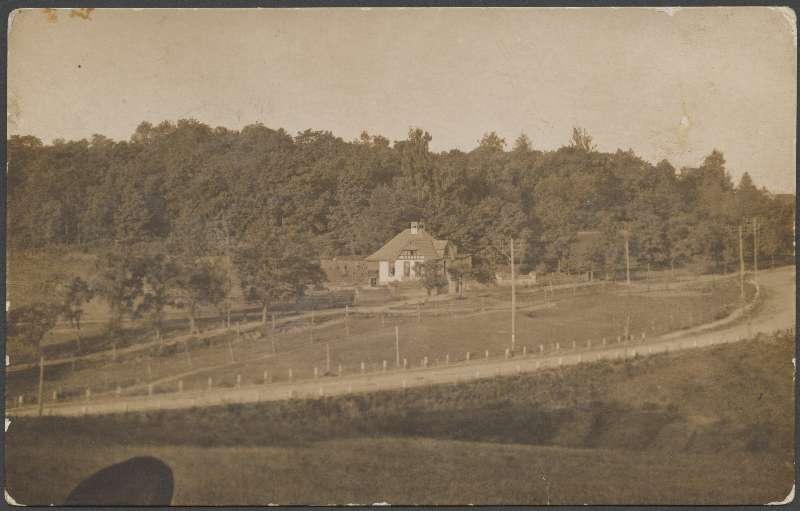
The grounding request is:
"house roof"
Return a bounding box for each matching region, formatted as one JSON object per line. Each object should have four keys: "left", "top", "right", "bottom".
{"left": 433, "top": 239, "right": 449, "bottom": 258}
{"left": 365, "top": 228, "right": 449, "bottom": 262}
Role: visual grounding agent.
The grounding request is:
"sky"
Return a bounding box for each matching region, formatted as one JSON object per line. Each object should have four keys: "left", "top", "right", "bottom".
{"left": 7, "top": 7, "right": 797, "bottom": 192}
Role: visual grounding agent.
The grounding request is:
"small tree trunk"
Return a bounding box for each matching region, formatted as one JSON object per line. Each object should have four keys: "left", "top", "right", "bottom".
{"left": 74, "top": 322, "right": 82, "bottom": 353}
{"left": 262, "top": 303, "right": 268, "bottom": 324}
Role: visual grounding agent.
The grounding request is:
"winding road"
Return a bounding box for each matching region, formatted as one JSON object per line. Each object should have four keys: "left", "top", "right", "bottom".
{"left": 7, "top": 266, "right": 794, "bottom": 418}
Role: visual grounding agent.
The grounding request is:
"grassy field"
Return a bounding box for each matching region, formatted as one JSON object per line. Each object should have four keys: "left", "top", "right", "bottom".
{"left": 5, "top": 329, "right": 793, "bottom": 505}
{"left": 6, "top": 275, "right": 752, "bottom": 405}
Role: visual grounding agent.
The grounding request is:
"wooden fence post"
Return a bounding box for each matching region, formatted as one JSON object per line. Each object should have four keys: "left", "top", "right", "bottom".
{"left": 236, "top": 374, "right": 242, "bottom": 387}
{"left": 326, "top": 343, "right": 331, "bottom": 373}
{"left": 179, "top": 380, "right": 184, "bottom": 393}
{"left": 360, "top": 362, "right": 365, "bottom": 374}
{"left": 37, "top": 356, "right": 45, "bottom": 417}
{"left": 485, "top": 350, "right": 489, "bottom": 359}
{"left": 208, "top": 377, "right": 213, "bottom": 390}
{"left": 289, "top": 368, "right": 294, "bottom": 382}
{"left": 338, "top": 364, "right": 342, "bottom": 377}
{"left": 403, "top": 358, "right": 408, "bottom": 369}
{"left": 382, "top": 360, "right": 387, "bottom": 371}
{"left": 314, "top": 367, "right": 319, "bottom": 379}
{"left": 148, "top": 384, "right": 153, "bottom": 397}
{"left": 263, "top": 370, "right": 269, "bottom": 384}
{"left": 466, "top": 351, "right": 471, "bottom": 361}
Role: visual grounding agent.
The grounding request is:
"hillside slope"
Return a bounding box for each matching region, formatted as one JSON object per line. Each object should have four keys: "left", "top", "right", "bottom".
{"left": 5, "top": 330, "right": 794, "bottom": 504}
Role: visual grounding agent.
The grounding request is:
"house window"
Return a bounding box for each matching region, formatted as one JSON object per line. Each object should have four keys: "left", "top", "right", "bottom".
{"left": 404, "top": 261, "right": 411, "bottom": 277}
{"left": 388, "top": 261, "right": 395, "bottom": 277}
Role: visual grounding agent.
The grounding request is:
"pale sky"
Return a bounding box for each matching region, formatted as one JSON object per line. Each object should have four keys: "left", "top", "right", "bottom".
{"left": 7, "top": 7, "right": 797, "bottom": 192}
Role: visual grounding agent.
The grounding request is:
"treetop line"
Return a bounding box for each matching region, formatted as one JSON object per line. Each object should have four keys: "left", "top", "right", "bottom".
{"left": 7, "top": 120, "right": 793, "bottom": 278}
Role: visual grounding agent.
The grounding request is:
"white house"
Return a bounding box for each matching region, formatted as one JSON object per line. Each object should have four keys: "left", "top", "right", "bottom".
{"left": 365, "top": 222, "right": 459, "bottom": 285}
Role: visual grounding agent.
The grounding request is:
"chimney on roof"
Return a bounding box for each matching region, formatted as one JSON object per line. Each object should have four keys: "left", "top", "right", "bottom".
{"left": 410, "top": 222, "right": 418, "bottom": 235}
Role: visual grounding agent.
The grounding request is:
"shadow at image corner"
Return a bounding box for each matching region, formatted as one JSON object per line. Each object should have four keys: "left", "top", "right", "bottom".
{"left": 63, "top": 456, "right": 174, "bottom": 505}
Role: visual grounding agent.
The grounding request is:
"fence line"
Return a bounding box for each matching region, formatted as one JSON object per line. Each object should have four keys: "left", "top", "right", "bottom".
{"left": 7, "top": 275, "right": 750, "bottom": 410}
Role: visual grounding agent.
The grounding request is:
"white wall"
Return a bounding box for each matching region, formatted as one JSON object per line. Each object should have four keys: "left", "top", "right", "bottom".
{"left": 378, "top": 259, "right": 422, "bottom": 284}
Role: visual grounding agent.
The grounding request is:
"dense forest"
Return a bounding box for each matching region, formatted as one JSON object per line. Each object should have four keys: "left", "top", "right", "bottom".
{"left": 7, "top": 120, "right": 795, "bottom": 277}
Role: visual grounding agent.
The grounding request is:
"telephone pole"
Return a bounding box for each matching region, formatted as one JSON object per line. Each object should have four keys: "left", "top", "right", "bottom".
{"left": 37, "top": 356, "right": 45, "bottom": 417}
{"left": 752, "top": 217, "right": 758, "bottom": 285}
{"left": 738, "top": 224, "right": 745, "bottom": 301}
{"left": 510, "top": 237, "right": 516, "bottom": 353}
{"left": 624, "top": 236, "right": 631, "bottom": 286}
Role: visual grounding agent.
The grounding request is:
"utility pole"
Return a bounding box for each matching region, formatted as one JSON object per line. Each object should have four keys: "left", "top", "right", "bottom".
{"left": 624, "top": 236, "right": 631, "bottom": 286}
{"left": 510, "top": 238, "right": 516, "bottom": 353}
{"left": 738, "top": 224, "right": 745, "bottom": 301}
{"left": 395, "top": 325, "right": 400, "bottom": 368}
{"left": 37, "top": 356, "right": 45, "bottom": 417}
{"left": 752, "top": 217, "right": 758, "bottom": 285}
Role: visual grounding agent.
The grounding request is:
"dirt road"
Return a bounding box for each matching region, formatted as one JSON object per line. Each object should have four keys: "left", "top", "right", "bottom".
{"left": 8, "top": 267, "right": 793, "bottom": 418}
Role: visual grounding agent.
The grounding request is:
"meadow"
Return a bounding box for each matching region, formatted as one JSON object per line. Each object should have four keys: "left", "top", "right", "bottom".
{"left": 5, "top": 329, "right": 793, "bottom": 505}
{"left": 5, "top": 274, "right": 752, "bottom": 407}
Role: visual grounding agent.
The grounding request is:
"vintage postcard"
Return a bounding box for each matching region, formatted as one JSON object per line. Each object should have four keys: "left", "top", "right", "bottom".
{"left": 4, "top": 6, "right": 796, "bottom": 505}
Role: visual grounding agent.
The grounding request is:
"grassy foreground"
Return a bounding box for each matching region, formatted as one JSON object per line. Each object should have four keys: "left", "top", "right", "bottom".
{"left": 5, "top": 330, "right": 794, "bottom": 505}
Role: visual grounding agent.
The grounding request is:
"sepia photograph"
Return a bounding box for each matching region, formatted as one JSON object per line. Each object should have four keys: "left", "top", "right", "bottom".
{"left": 4, "top": 5, "right": 797, "bottom": 505}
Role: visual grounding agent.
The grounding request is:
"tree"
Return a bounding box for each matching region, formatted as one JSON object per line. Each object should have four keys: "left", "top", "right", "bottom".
{"left": 234, "top": 229, "right": 326, "bottom": 323}
{"left": 7, "top": 303, "right": 60, "bottom": 361}
{"left": 136, "top": 254, "right": 180, "bottom": 340}
{"left": 446, "top": 258, "right": 471, "bottom": 298}
{"left": 55, "top": 276, "right": 94, "bottom": 352}
{"left": 569, "top": 127, "right": 596, "bottom": 152}
{"left": 92, "top": 249, "right": 145, "bottom": 334}
{"left": 512, "top": 133, "right": 532, "bottom": 154}
{"left": 419, "top": 260, "right": 448, "bottom": 296}
{"left": 173, "top": 259, "right": 228, "bottom": 333}
{"left": 477, "top": 132, "right": 507, "bottom": 152}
